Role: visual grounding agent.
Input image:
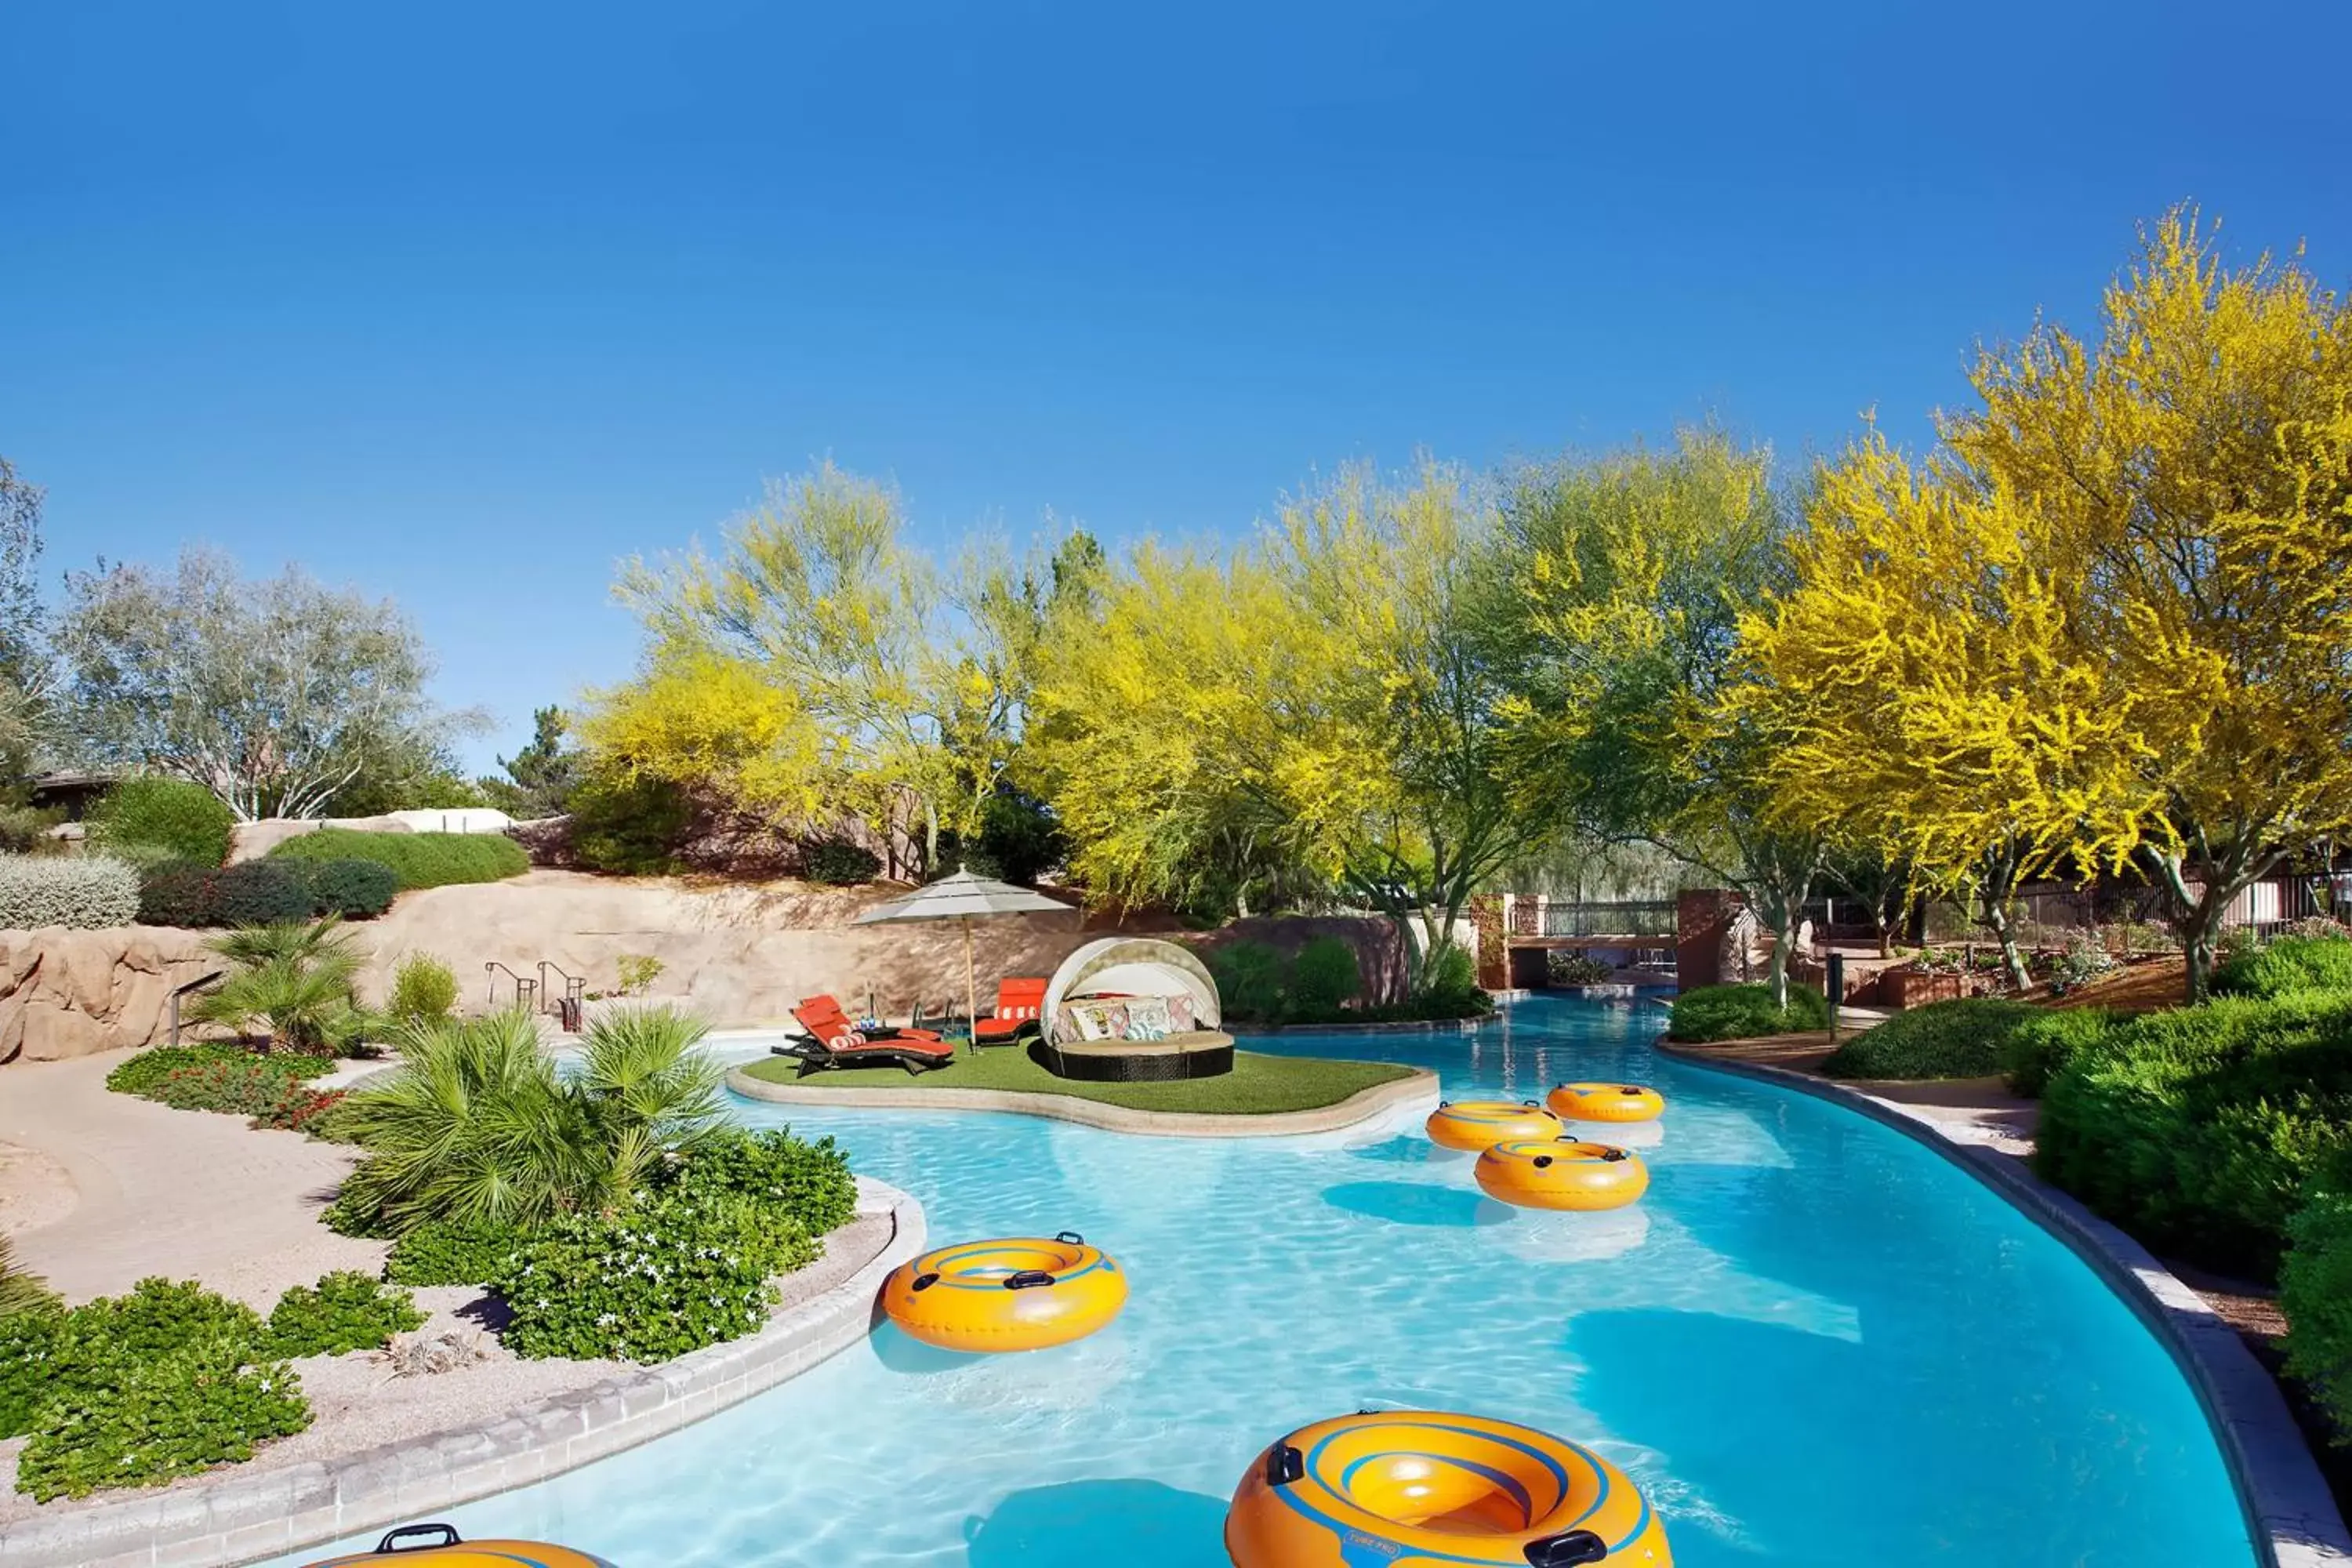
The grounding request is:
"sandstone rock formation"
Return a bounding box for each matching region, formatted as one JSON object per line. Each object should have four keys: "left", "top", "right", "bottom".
{"left": 0, "top": 926, "right": 217, "bottom": 1065}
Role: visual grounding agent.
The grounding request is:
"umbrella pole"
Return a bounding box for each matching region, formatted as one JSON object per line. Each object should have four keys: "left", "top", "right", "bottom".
{"left": 964, "top": 918, "right": 978, "bottom": 1058}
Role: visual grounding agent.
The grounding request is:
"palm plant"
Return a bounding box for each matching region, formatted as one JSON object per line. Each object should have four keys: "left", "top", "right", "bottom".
{"left": 185, "top": 919, "right": 368, "bottom": 1055}
{"left": 335, "top": 1004, "right": 723, "bottom": 1230}
{"left": 0, "top": 1233, "right": 58, "bottom": 1319}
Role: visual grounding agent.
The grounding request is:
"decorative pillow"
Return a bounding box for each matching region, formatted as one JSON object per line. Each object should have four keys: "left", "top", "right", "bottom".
{"left": 829, "top": 1029, "right": 866, "bottom": 1049}
{"left": 1124, "top": 997, "right": 1172, "bottom": 1040}
{"left": 1167, "top": 993, "right": 1195, "bottom": 1033}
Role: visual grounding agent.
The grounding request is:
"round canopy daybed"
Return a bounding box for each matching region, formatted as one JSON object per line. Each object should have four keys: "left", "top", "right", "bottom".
{"left": 1034, "top": 937, "right": 1236, "bottom": 1082}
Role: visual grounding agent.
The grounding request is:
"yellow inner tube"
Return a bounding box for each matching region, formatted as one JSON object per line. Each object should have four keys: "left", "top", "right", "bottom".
{"left": 1226, "top": 1410, "right": 1672, "bottom": 1567}
{"left": 880, "top": 1232, "right": 1127, "bottom": 1352}
{"left": 1547, "top": 1082, "right": 1665, "bottom": 1123}
{"left": 303, "top": 1524, "right": 616, "bottom": 1567}
{"left": 1475, "top": 1138, "right": 1650, "bottom": 1211}
{"left": 1425, "top": 1099, "right": 1564, "bottom": 1152}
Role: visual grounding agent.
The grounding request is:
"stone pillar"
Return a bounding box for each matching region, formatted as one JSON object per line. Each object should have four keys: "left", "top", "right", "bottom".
{"left": 1675, "top": 889, "right": 1742, "bottom": 992}
{"left": 1470, "top": 894, "right": 1508, "bottom": 991}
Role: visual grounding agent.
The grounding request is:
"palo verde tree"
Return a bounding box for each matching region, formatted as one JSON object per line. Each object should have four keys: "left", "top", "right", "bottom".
{"left": 1497, "top": 429, "right": 1828, "bottom": 1007}
{"left": 604, "top": 464, "right": 1054, "bottom": 877}
{"left": 1749, "top": 210, "right": 2352, "bottom": 997}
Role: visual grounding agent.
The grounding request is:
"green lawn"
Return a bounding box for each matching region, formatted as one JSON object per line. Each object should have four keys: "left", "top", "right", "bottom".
{"left": 736, "top": 1044, "right": 1415, "bottom": 1115}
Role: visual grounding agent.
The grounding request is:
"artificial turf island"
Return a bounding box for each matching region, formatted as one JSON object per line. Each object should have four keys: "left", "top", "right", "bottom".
{"left": 736, "top": 1044, "right": 1416, "bottom": 1115}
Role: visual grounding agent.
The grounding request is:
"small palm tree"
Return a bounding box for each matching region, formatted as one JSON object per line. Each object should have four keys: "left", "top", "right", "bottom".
{"left": 185, "top": 919, "right": 368, "bottom": 1055}
{"left": 0, "top": 1234, "right": 58, "bottom": 1319}
{"left": 336, "top": 1004, "right": 723, "bottom": 1230}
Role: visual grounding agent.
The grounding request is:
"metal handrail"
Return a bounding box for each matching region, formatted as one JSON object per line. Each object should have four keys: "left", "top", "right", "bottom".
{"left": 167, "top": 969, "right": 227, "bottom": 1047}
{"left": 485, "top": 961, "right": 539, "bottom": 1011}
{"left": 535, "top": 960, "right": 586, "bottom": 1012}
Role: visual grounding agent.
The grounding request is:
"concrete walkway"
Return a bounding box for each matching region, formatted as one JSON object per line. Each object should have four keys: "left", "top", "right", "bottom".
{"left": 1664, "top": 1029, "right": 2039, "bottom": 1154}
{"left": 0, "top": 1054, "right": 383, "bottom": 1308}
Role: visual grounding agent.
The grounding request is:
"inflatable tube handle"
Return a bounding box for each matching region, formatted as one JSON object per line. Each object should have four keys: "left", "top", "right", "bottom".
{"left": 1265, "top": 1443, "right": 1305, "bottom": 1487}
{"left": 1523, "top": 1528, "right": 1608, "bottom": 1566}
{"left": 377, "top": 1524, "right": 463, "bottom": 1554}
{"left": 1533, "top": 1155, "right": 1554, "bottom": 1168}
{"left": 1599, "top": 1148, "right": 1628, "bottom": 1163}
{"left": 909, "top": 1272, "right": 941, "bottom": 1293}
{"left": 1054, "top": 1230, "right": 1085, "bottom": 1245}
{"left": 1004, "top": 1269, "right": 1057, "bottom": 1290}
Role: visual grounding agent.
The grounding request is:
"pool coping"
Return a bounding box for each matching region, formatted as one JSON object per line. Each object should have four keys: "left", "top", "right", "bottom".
{"left": 726, "top": 1062, "right": 1442, "bottom": 1138}
{"left": 0, "top": 1178, "right": 927, "bottom": 1568}
{"left": 1657, "top": 1040, "right": 2352, "bottom": 1568}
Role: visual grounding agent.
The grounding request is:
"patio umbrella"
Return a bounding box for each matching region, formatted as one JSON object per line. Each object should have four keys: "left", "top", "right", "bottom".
{"left": 852, "top": 868, "right": 1073, "bottom": 1052}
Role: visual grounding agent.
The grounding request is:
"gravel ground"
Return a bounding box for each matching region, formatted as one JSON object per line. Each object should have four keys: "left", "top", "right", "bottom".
{"left": 0, "top": 1210, "right": 894, "bottom": 1524}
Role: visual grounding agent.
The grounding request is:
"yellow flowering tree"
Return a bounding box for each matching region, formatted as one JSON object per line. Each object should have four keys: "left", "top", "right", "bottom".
{"left": 1744, "top": 210, "right": 2352, "bottom": 996}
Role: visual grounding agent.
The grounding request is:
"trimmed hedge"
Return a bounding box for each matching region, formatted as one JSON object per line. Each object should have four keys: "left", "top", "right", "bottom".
{"left": 2214, "top": 932, "right": 2352, "bottom": 1000}
{"left": 2037, "top": 992, "right": 2352, "bottom": 1279}
{"left": 2001, "top": 1007, "right": 2123, "bottom": 1096}
{"left": 2283, "top": 1166, "right": 2352, "bottom": 1446}
{"left": 1667, "top": 982, "right": 1831, "bottom": 1043}
{"left": 268, "top": 828, "right": 527, "bottom": 890}
{"left": 262, "top": 1271, "right": 423, "bottom": 1357}
{"left": 0, "top": 855, "right": 140, "bottom": 930}
{"left": 1820, "top": 997, "right": 2042, "bottom": 1080}
{"left": 136, "top": 857, "right": 397, "bottom": 927}
{"left": 85, "top": 777, "right": 234, "bottom": 869}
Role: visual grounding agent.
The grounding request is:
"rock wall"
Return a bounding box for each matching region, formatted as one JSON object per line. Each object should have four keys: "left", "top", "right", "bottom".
{"left": 0, "top": 927, "right": 218, "bottom": 1065}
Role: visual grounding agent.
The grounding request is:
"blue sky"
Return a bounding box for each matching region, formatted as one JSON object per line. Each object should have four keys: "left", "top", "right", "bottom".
{"left": 8, "top": 2, "right": 2350, "bottom": 775}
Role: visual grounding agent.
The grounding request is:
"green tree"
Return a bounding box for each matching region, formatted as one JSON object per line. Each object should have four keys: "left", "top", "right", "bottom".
{"left": 478, "top": 706, "right": 583, "bottom": 818}
{"left": 56, "top": 549, "right": 485, "bottom": 820}
{"left": 0, "top": 458, "right": 52, "bottom": 775}
{"left": 184, "top": 919, "right": 369, "bottom": 1055}
{"left": 1497, "top": 430, "right": 1825, "bottom": 1006}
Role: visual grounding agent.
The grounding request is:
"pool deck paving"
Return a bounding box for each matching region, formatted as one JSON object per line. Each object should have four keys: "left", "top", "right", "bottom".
{"left": 1661, "top": 1029, "right": 2352, "bottom": 1568}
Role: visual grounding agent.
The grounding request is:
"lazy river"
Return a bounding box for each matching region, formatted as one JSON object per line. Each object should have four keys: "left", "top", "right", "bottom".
{"left": 273, "top": 996, "right": 2256, "bottom": 1567}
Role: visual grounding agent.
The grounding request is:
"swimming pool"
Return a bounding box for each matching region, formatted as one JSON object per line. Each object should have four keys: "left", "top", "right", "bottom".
{"left": 276, "top": 996, "right": 2255, "bottom": 1566}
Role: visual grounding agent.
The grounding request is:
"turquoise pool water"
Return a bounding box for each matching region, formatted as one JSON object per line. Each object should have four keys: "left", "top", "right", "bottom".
{"left": 275, "top": 997, "right": 2255, "bottom": 1566}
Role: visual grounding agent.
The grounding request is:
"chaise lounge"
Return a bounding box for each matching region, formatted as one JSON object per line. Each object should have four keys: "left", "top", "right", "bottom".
{"left": 779, "top": 996, "right": 956, "bottom": 1077}
{"left": 972, "top": 977, "right": 1050, "bottom": 1046}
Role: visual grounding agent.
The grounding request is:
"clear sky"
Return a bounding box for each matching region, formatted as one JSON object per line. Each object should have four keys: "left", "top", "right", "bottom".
{"left": 8, "top": 2, "right": 2350, "bottom": 775}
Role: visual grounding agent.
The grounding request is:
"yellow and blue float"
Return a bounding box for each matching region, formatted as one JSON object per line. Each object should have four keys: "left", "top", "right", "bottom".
{"left": 303, "top": 1523, "right": 617, "bottom": 1567}
{"left": 1475, "top": 1138, "right": 1649, "bottom": 1211}
{"left": 1226, "top": 1410, "right": 1672, "bottom": 1567}
{"left": 1425, "top": 1099, "right": 1564, "bottom": 1152}
{"left": 880, "top": 1231, "right": 1127, "bottom": 1352}
{"left": 1547, "top": 1082, "right": 1665, "bottom": 1123}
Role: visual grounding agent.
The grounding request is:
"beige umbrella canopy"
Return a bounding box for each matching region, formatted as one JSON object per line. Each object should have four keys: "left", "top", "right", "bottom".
{"left": 852, "top": 869, "right": 1073, "bottom": 1053}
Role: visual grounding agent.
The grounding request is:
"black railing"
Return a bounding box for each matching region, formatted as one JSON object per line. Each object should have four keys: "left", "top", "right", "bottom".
{"left": 1539, "top": 901, "right": 1679, "bottom": 939}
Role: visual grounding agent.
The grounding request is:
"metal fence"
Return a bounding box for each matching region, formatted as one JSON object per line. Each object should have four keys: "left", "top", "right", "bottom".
{"left": 1539, "top": 900, "right": 1679, "bottom": 938}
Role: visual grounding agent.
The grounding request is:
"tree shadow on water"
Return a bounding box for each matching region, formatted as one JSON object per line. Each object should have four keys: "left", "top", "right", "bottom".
{"left": 1322, "top": 1180, "right": 1511, "bottom": 1228}
{"left": 964, "top": 1478, "right": 1229, "bottom": 1568}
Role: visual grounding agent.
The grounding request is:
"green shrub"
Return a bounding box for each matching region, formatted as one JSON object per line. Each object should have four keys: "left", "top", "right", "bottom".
{"left": 657, "top": 1127, "right": 857, "bottom": 1236}
{"left": 1290, "top": 938, "right": 1363, "bottom": 1015}
{"left": 1821, "top": 997, "right": 2042, "bottom": 1080}
{"left": 303, "top": 858, "right": 400, "bottom": 919}
{"left": 1548, "top": 951, "right": 1613, "bottom": 986}
{"left": 1667, "top": 982, "right": 1831, "bottom": 1042}
{"left": 1210, "top": 940, "right": 1288, "bottom": 1022}
{"left": 383, "top": 1217, "right": 530, "bottom": 1285}
{"left": 2038, "top": 992, "right": 2352, "bottom": 1279}
{"left": 2215, "top": 932, "right": 2352, "bottom": 1000}
{"left": 13, "top": 1333, "right": 309, "bottom": 1499}
{"left": 263, "top": 1272, "right": 424, "bottom": 1357}
{"left": 268, "top": 828, "right": 527, "bottom": 890}
{"left": 0, "top": 802, "right": 64, "bottom": 855}
{"left": 0, "top": 1276, "right": 269, "bottom": 1440}
{"left": 320, "top": 1180, "right": 400, "bottom": 1240}
{"left": 0, "top": 1233, "right": 56, "bottom": 1322}
{"left": 616, "top": 953, "right": 665, "bottom": 996}
{"left": 208, "top": 860, "right": 318, "bottom": 926}
{"left": 492, "top": 1194, "right": 815, "bottom": 1363}
{"left": 135, "top": 859, "right": 216, "bottom": 926}
{"left": 85, "top": 777, "right": 235, "bottom": 869}
{"left": 148, "top": 1058, "right": 345, "bottom": 1130}
{"left": 2283, "top": 1167, "right": 2352, "bottom": 1445}
{"left": 566, "top": 772, "right": 692, "bottom": 875}
{"left": 0, "top": 854, "right": 140, "bottom": 930}
{"left": 109, "top": 1043, "right": 269, "bottom": 1098}
{"left": 804, "top": 840, "right": 882, "bottom": 885}
{"left": 2002, "top": 1007, "right": 2123, "bottom": 1096}
{"left": 387, "top": 952, "right": 459, "bottom": 1022}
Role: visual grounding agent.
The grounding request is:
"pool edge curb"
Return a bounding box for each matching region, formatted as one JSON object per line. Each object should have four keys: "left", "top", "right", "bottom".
{"left": 0, "top": 1178, "right": 929, "bottom": 1568}
{"left": 724, "top": 1063, "right": 1442, "bottom": 1138}
{"left": 1658, "top": 1040, "right": 2352, "bottom": 1568}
